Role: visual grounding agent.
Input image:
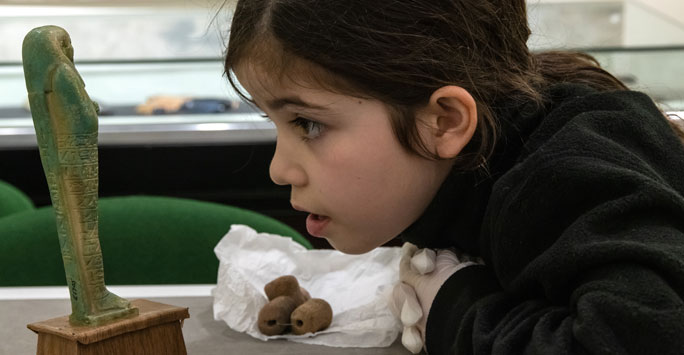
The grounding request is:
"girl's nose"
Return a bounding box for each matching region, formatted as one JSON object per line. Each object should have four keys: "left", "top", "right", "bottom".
{"left": 269, "top": 139, "right": 308, "bottom": 187}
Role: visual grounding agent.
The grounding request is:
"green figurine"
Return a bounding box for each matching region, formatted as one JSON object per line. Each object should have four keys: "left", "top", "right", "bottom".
{"left": 22, "top": 26, "right": 137, "bottom": 325}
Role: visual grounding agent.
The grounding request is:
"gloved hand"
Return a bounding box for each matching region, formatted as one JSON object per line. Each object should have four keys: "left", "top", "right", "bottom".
{"left": 390, "top": 242, "right": 481, "bottom": 354}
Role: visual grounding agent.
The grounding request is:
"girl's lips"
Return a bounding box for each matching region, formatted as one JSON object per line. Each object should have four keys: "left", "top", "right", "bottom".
{"left": 306, "top": 213, "right": 330, "bottom": 237}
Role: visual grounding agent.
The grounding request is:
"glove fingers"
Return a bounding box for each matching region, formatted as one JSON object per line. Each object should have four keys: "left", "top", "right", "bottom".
{"left": 389, "top": 282, "right": 407, "bottom": 318}
{"left": 402, "top": 326, "right": 424, "bottom": 354}
{"left": 402, "top": 241, "right": 418, "bottom": 254}
{"left": 390, "top": 282, "right": 423, "bottom": 325}
{"left": 400, "top": 286, "right": 423, "bottom": 326}
{"left": 400, "top": 243, "right": 421, "bottom": 284}
{"left": 410, "top": 248, "right": 436, "bottom": 274}
{"left": 390, "top": 283, "right": 414, "bottom": 315}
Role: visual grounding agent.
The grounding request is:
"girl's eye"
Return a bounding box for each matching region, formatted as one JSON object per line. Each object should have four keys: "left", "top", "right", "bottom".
{"left": 291, "top": 116, "right": 324, "bottom": 141}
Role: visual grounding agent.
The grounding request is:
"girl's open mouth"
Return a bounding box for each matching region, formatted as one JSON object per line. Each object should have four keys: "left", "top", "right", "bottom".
{"left": 306, "top": 213, "right": 330, "bottom": 237}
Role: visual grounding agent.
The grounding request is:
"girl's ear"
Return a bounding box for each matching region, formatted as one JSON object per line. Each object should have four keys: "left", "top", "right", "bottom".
{"left": 417, "top": 86, "right": 478, "bottom": 159}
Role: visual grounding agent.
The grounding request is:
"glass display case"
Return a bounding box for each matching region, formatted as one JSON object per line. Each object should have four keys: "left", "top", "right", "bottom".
{"left": 0, "top": 59, "right": 275, "bottom": 148}
{"left": 1, "top": 0, "right": 682, "bottom": 149}
{"left": 527, "top": 0, "right": 684, "bottom": 112}
{"left": 0, "top": 2, "right": 273, "bottom": 149}
{"left": 589, "top": 47, "right": 684, "bottom": 112}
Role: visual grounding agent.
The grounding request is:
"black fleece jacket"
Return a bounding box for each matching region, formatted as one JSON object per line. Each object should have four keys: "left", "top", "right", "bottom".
{"left": 401, "top": 83, "right": 684, "bottom": 355}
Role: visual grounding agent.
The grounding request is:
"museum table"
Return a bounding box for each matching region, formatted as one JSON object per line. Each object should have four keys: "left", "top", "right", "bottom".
{"left": 0, "top": 285, "right": 414, "bottom": 355}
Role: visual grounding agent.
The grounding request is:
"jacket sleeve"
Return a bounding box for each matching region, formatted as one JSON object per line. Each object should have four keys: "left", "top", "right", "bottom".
{"left": 425, "top": 91, "right": 684, "bottom": 355}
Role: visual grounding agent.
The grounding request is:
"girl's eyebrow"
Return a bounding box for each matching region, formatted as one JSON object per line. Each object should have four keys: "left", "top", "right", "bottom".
{"left": 267, "top": 96, "right": 330, "bottom": 111}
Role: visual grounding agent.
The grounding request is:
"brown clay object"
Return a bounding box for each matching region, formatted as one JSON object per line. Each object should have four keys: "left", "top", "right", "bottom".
{"left": 258, "top": 275, "right": 333, "bottom": 336}
{"left": 257, "top": 295, "right": 298, "bottom": 336}
{"left": 264, "top": 275, "right": 310, "bottom": 305}
{"left": 290, "top": 298, "right": 333, "bottom": 335}
{"left": 258, "top": 275, "right": 311, "bottom": 336}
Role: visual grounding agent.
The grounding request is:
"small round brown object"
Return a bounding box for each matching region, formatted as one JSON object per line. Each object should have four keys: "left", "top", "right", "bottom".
{"left": 290, "top": 298, "right": 333, "bottom": 335}
{"left": 264, "top": 275, "right": 310, "bottom": 306}
{"left": 257, "top": 295, "right": 297, "bottom": 336}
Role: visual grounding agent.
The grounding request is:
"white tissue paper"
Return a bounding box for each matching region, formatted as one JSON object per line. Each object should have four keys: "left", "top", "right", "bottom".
{"left": 212, "top": 224, "right": 403, "bottom": 347}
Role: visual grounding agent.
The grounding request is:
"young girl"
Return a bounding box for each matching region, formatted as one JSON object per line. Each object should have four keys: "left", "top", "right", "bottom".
{"left": 224, "top": 0, "right": 684, "bottom": 353}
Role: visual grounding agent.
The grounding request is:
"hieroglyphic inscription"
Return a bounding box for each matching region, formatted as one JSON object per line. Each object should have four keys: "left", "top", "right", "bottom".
{"left": 56, "top": 132, "right": 97, "bottom": 148}
{"left": 54, "top": 133, "right": 108, "bottom": 302}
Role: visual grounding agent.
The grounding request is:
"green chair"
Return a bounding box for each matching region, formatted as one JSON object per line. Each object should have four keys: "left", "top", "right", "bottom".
{"left": 0, "top": 190, "right": 310, "bottom": 286}
{"left": 0, "top": 179, "right": 35, "bottom": 218}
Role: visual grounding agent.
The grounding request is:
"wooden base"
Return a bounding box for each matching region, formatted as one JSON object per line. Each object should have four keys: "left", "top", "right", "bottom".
{"left": 27, "top": 299, "right": 189, "bottom": 355}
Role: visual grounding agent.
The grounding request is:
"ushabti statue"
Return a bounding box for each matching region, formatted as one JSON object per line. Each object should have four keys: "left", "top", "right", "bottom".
{"left": 22, "top": 25, "right": 137, "bottom": 325}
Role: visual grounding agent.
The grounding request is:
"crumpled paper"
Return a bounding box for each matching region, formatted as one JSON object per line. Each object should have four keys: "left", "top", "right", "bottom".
{"left": 212, "top": 224, "right": 403, "bottom": 347}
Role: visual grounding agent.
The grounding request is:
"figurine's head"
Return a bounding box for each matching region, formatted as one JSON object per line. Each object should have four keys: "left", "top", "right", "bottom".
{"left": 22, "top": 25, "right": 76, "bottom": 93}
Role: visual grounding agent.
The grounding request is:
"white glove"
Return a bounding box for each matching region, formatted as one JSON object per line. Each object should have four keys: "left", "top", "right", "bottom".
{"left": 389, "top": 282, "right": 424, "bottom": 354}
{"left": 391, "top": 242, "right": 481, "bottom": 354}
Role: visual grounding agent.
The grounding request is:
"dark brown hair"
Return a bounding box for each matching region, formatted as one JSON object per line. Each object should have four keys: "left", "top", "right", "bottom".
{"left": 224, "top": 0, "right": 677, "bottom": 169}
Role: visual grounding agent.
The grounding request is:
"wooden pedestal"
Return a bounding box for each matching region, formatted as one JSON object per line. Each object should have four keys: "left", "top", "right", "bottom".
{"left": 27, "top": 299, "right": 189, "bottom": 355}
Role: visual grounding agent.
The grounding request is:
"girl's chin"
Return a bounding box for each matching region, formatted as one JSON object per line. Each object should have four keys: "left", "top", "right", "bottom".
{"left": 327, "top": 237, "right": 377, "bottom": 255}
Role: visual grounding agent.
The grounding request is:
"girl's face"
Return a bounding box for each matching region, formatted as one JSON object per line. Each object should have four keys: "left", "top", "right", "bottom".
{"left": 235, "top": 63, "right": 452, "bottom": 254}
